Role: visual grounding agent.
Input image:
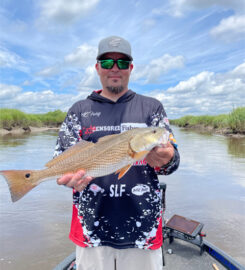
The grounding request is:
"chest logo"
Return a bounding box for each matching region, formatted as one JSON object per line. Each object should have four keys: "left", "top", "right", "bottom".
{"left": 132, "top": 184, "right": 150, "bottom": 196}
{"left": 81, "top": 111, "right": 101, "bottom": 118}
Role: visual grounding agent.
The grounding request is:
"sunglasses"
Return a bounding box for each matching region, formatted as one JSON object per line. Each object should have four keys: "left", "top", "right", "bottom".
{"left": 98, "top": 59, "right": 131, "bottom": 70}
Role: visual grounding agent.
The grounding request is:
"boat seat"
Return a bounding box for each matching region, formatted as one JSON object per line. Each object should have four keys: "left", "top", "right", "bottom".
{"left": 164, "top": 214, "right": 206, "bottom": 255}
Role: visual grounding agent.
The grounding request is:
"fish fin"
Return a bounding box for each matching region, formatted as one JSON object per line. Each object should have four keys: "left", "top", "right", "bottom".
{"left": 46, "top": 140, "right": 94, "bottom": 168}
{"left": 0, "top": 170, "right": 38, "bottom": 202}
{"left": 127, "top": 146, "right": 135, "bottom": 158}
{"left": 116, "top": 165, "right": 132, "bottom": 180}
{"left": 132, "top": 150, "right": 149, "bottom": 160}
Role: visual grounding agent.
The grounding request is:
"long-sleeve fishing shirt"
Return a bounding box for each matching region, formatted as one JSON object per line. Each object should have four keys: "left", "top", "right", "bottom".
{"left": 54, "top": 90, "right": 180, "bottom": 250}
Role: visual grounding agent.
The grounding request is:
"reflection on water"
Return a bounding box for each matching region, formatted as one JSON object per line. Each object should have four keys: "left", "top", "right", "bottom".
{"left": 179, "top": 128, "right": 245, "bottom": 158}
{"left": 0, "top": 130, "right": 58, "bottom": 148}
{"left": 0, "top": 133, "right": 30, "bottom": 147}
{"left": 227, "top": 137, "right": 245, "bottom": 158}
{"left": 0, "top": 127, "right": 245, "bottom": 269}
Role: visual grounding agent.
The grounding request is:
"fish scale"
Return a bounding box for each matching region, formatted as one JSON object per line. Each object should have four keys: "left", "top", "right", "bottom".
{"left": 48, "top": 134, "right": 131, "bottom": 176}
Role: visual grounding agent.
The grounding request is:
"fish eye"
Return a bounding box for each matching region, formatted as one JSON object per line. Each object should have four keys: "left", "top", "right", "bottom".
{"left": 25, "top": 173, "right": 31, "bottom": 178}
{"left": 152, "top": 130, "right": 157, "bottom": 134}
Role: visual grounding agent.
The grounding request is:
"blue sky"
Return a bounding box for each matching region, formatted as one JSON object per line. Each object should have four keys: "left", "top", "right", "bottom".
{"left": 0, "top": 0, "right": 245, "bottom": 118}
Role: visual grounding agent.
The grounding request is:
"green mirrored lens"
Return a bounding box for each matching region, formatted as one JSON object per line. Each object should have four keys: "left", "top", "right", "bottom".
{"left": 117, "top": 60, "right": 130, "bottom": 69}
{"left": 99, "top": 59, "right": 130, "bottom": 69}
{"left": 100, "top": 59, "right": 114, "bottom": 69}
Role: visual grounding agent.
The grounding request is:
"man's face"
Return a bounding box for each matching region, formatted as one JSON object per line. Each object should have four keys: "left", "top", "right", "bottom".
{"left": 95, "top": 52, "right": 133, "bottom": 94}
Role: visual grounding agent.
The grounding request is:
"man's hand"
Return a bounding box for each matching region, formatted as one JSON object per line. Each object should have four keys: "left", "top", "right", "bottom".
{"left": 145, "top": 141, "right": 175, "bottom": 168}
{"left": 57, "top": 170, "right": 93, "bottom": 192}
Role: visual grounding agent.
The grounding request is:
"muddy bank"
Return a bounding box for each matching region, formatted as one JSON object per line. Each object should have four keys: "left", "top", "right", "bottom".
{"left": 1, "top": 125, "right": 244, "bottom": 138}
{"left": 0, "top": 126, "right": 60, "bottom": 136}
{"left": 175, "top": 124, "right": 245, "bottom": 138}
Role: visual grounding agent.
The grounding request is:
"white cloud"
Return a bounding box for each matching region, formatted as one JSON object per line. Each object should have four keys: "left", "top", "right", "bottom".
{"left": 168, "top": 0, "right": 245, "bottom": 17}
{"left": 0, "top": 47, "right": 27, "bottom": 71}
{"left": 230, "top": 62, "right": 245, "bottom": 76}
{"left": 2, "top": 60, "right": 244, "bottom": 117}
{"left": 37, "top": 43, "right": 97, "bottom": 78}
{"left": 23, "top": 80, "right": 32, "bottom": 86}
{"left": 0, "top": 84, "right": 88, "bottom": 113}
{"left": 64, "top": 44, "right": 97, "bottom": 67}
{"left": 0, "top": 84, "right": 22, "bottom": 101}
{"left": 132, "top": 54, "right": 184, "bottom": 83}
{"left": 141, "top": 19, "right": 156, "bottom": 32}
{"left": 154, "top": 1, "right": 245, "bottom": 45}
{"left": 39, "top": 0, "right": 100, "bottom": 24}
{"left": 167, "top": 71, "right": 214, "bottom": 93}
{"left": 36, "top": 65, "right": 61, "bottom": 77}
{"left": 149, "top": 61, "right": 245, "bottom": 118}
{"left": 79, "top": 65, "right": 100, "bottom": 89}
{"left": 210, "top": 15, "right": 245, "bottom": 42}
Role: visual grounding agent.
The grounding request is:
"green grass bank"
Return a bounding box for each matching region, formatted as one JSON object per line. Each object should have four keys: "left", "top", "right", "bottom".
{"left": 0, "top": 109, "right": 66, "bottom": 130}
{"left": 170, "top": 107, "right": 245, "bottom": 135}
{"left": 1, "top": 107, "right": 245, "bottom": 135}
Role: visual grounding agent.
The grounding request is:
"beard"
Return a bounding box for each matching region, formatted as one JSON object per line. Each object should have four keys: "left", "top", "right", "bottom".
{"left": 106, "top": 85, "right": 124, "bottom": 94}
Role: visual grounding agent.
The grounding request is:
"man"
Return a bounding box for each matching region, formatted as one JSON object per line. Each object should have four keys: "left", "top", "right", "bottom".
{"left": 55, "top": 36, "right": 180, "bottom": 270}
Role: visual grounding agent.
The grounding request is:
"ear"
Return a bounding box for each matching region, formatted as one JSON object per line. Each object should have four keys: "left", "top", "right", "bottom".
{"left": 95, "top": 63, "right": 99, "bottom": 74}
{"left": 130, "top": 63, "right": 134, "bottom": 72}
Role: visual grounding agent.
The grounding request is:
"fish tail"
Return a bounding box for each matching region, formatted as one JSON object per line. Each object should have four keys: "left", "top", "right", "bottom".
{"left": 0, "top": 170, "right": 39, "bottom": 202}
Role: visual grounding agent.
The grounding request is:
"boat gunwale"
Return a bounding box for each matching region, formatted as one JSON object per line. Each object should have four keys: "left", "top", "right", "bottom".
{"left": 202, "top": 239, "right": 244, "bottom": 270}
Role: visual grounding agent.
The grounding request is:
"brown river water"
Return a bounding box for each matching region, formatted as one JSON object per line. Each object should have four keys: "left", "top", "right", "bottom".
{"left": 0, "top": 127, "right": 244, "bottom": 269}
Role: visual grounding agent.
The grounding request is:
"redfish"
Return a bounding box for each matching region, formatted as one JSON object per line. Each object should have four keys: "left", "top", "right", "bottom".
{"left": 0, "top": 127, "right": 169, "bottom": 202}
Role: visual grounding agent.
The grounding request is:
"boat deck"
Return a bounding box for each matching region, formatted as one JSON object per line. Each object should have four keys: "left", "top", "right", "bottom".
{"left": 163, "top": 238, "right": 226, "bottom": 270}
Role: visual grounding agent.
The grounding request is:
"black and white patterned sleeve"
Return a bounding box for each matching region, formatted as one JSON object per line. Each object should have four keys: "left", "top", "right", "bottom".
{"left": 53, "top": 110, "right": 82, "bottom": 158}
{"left": 150, "top": 103, "right": 180, "bottom": 175}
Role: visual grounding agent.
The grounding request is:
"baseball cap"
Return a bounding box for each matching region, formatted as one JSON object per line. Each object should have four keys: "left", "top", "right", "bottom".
{"left": 97, "top": 36, "right": 133, "bottom": 61}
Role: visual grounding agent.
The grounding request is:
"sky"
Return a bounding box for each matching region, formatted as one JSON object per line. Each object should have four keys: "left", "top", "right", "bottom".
{"left": 0, "top": 0, "right": 245, "bottom": 119}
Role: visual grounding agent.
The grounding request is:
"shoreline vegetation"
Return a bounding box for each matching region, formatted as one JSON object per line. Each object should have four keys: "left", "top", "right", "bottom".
{"left": 0, "top": 107, "right": 244, "bottom": 136}
{"left": 0, "top": 109, "right": 66, "bottom": 135}
{"left": 170, "top": 107, "right": 245, "bottom": 137}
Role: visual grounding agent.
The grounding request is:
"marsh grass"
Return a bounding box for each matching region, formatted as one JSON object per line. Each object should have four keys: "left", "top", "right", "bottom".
{"left": 0, "top": 109, "right": 66, "bottom": 130}
{"left": 1, "top": 107, "right": 244, "bottom": 134}
{"left": 170, "top": 107, "right": 245, "bottom": 134}
{"left": 227, "top": 107, "right": 245, "bottom": 133}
